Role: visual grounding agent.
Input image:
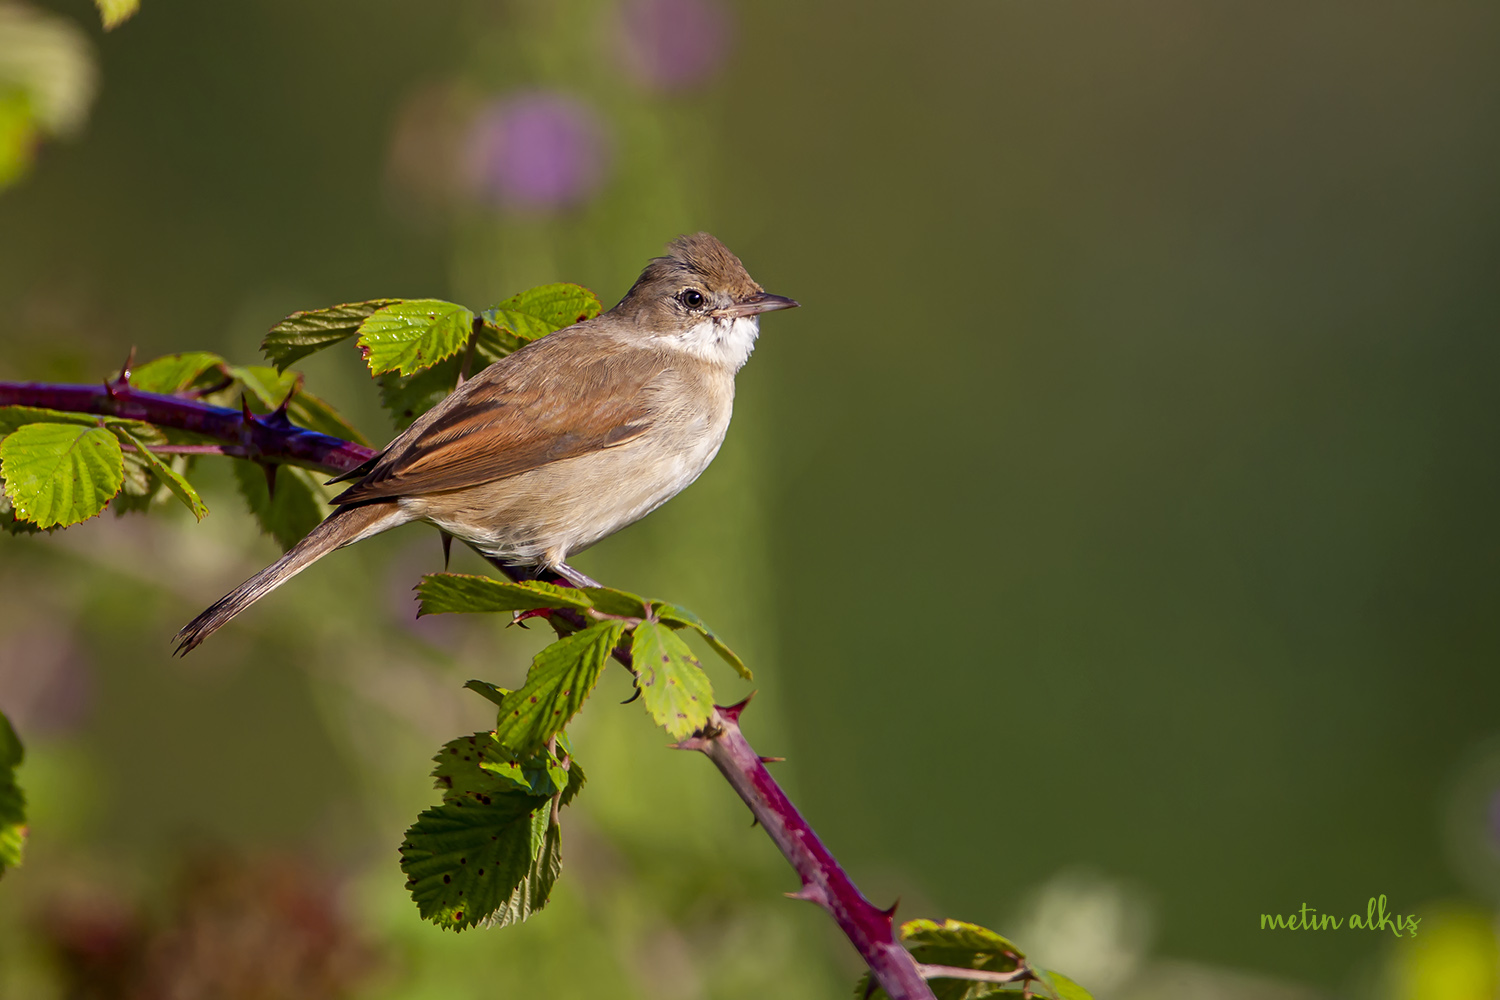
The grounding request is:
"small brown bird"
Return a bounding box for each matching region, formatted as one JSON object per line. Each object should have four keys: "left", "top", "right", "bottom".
{"left": 175, "top": 233, "right": 795, "bottom": 653}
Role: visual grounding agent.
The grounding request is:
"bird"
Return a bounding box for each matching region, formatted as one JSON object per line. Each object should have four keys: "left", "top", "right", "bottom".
{"left": 174, "top": 232, "right": 796, "bottom": 654}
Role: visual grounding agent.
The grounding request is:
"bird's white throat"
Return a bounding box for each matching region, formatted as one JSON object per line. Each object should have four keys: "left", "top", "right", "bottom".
{"left": 656, "top": 315, "right": 760, "bottom": 370}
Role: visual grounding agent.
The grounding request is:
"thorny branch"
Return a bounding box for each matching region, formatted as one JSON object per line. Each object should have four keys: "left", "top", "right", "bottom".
{"left": 0, "top": 376, "right": 939, "bottom": 1000}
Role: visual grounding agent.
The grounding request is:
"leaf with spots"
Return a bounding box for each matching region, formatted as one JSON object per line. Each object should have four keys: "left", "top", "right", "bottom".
{"left": 0, "top": 711, "right": 25, "bottom": 877}
{"left": 398, "top": 792, "right": 547, "bottom": 932}
{"left": 482, "top": 283, "right": 601, "bottom": 343}
{"left": 0, "top": 422, "right": 123, "bottom": 528}
{"left": 431, "top": 732, "right": 570, "bottom": 804}
{"left": 654, "top": 602, "right": 752, "bottom": 680}
{"left": 492, "top": 621, "right": 626, "bottom": 756}
{"left": 357, "top": 299, "right": 474, "bottom": 377}
{"left": 418, "top": 573, "right": 593, "bottom": 615}
{"left": 630, "top": 620, "right": 714, "bottom": 739}
{"left": 231, "top": 460, "right": 329, "bottom": 552}
{"left": 261, "top": 299, "right": 401, "bottom": 372}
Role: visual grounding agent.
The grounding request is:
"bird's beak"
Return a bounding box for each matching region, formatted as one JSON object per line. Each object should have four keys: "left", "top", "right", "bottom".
{"left": 717, "top": 292, "right": 800, "bottom": 319}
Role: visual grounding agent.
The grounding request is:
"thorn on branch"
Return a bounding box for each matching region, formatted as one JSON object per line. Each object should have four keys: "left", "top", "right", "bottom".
{"left": 107, "top": 347, "right": 136, "bottom": 395}
{"left": 785, "top": 884, "right": 826, "bottom": 906}
{"left": 716, "top": 692, "right": 755, "bottom": 724}
{"left": 881, "top": 898, "right": 900, "bottom": 922}
{"left": 759, "top": 755, "right": 785, "bottom": 764}
{"left": 440, "top": 530, "right": 453, "bottom": 570}
{"left": 260, "top": 461, "right": 278, "bottom": 499}
{"left": 668, "top": 736, "right": 709, "bottom": 752}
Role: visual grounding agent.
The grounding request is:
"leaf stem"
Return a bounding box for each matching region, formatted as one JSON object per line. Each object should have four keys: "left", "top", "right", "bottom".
{"left": 0, "top": 376, "right": 936, "bottom": 998}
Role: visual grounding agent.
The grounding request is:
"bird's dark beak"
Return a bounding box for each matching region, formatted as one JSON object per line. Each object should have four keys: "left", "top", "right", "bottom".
{"left": 719, "top": 292, "right": 799, "bottom": 318}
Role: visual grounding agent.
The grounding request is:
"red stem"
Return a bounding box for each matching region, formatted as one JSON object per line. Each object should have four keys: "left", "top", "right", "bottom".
{"left": 0, "top": 378, "right": 937, "bottom": 1000}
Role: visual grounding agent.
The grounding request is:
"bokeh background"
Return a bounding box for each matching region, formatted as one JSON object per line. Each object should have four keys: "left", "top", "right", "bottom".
{"left": 2, "top": 1, "right": 1499, "bottom": 997}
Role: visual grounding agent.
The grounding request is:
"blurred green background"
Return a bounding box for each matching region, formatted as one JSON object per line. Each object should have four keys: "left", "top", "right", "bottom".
{"left": 2, "top": 1, "right": 1500, "bottom": 998}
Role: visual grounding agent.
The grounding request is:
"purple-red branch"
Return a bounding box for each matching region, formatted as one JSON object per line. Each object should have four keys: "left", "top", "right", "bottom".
{"left": 0, "top": 378, "right": 937, "bottom": 1000}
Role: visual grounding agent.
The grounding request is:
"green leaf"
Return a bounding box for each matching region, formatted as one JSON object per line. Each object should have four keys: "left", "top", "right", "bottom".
{"left": 630, "top": 621, "right": 714, "bottom": 739}
{"left": 558, "top": 756, "right": 585, "bottom": 808}
{"left": 0, "top": 423, "right": 123, "bottom": 528}
{"left": 94, "top": 0, "right": 139, "bottom": 30}
{"left": 377, "top": 356, "right": 461, "bottom": 430}
{"left": 0, "top": 406, "right": 101, "bottom": 435}
{"left": 463, "top": 679, "right": 510, "bottom": 708}
{"left": 0, "top": 490, "right": 44, "bottom": 535}
{"left": 232, "top": 460, "right": 328, "bottom": 552}
{"left": 0, "top": 711, "right": 26, "bottom": 877}
{"left": 229, "top": 365, "right": 299, "bottom": 411}
{"left": 286, "top": 390, "right": 370, "bottom": 446}
{"left": 654, "top": 602, "right": 752, "bottom": 680}
{"left": 581, "top": 586, "right": 648, "bottom": 618}
{"left": 399, "top": 793, "right": 548, "bottom": 931}
{"left": 485, "top": 813, "right": 561, "bottom": 929}
{"left": 875, "top": 918, "right": 1027, "bottom": 1000}
{"left": 126, "top": 352, "right": 226, "bottom": 394}
{"left": 262, "top": 299, "right": 401, "bottom": 372}
{"left": 432, "top": 732, "right": 569, "bottom": 802}
{"left": 493, "top": 621, "right": 626, "bottom": 755}
{"left": 357, "top": 299, "right": 474, "bottom": 377}
{"left": 483, "top": 283, "right": 602, "bottom": 342}
{"left": 1038, "top": 971, "right": 1092, "bottom": 1000}
{"left": 114, "top": 427, "right": 207, "bottom": 520}
{"left": 418, "top": 574, "right": 594, "bottom": 615}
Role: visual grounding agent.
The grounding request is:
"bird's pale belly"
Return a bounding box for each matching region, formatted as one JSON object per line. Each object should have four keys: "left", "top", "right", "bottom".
{"left": 401, "top": 416, "right": 729, "bottom": 568}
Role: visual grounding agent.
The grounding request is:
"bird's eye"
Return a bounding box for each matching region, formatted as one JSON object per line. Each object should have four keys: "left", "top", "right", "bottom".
{"left": 679, "top": 289, "right": 706, "bottom": 309}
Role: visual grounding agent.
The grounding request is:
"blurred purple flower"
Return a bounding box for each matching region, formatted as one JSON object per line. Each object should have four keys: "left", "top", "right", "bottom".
{"left": 618, "top": 0, "right": 733, "bottom": 91}
{"left": 464, "top": 93, "right": 608, "bottom": 211}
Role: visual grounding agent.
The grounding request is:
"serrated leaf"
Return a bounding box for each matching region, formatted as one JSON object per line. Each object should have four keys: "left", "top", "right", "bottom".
{"left": 262, "top": 299, "right": 401, "bottom": 372}
{"left": 653, "top": 602, "right": 752, "bottom": 680}
{"left": 378, "top": 356, "right": 461, "bottom": 430}
{"left": 94, "top": 0, "right": 138, "bottom": 31}
{"left": 127, "top": 352, "right": 226, "bottom": 394}
{"left": 1, "top": 423, "right": 123, "bottom": 528}
{"left": 581, "top": 586, "right": 648, "bottom": 618}
{"left": 114, "top": 427, "right": 207, "bottom": 520}
{"left": 433, "top": 732, "right": 569, "bottom": 801}
{"left": 357, "top": 299, "right": 474, "bottom": 377}
{"left": 630, "top": 621, "right": 714, "bottom": 739}
{"left": 399, "top": 794, "right": 546, "bottom": 931}
{"left": 418, "top": 574, "right": 593, "bottom": 615}
{"left": 483, "top": 283, "right": 602, "bottom": 342}
{"left": 232, "top": 460, "right": 328, "bottom": 552}
{"left": 0, "top": 711, "right": 26, "bottom": 877}
{"left": 494, "top": 621, "right": 625, "bottom": 755}
{"left": 485, "top": 814, "right": 561, "bottom": 929}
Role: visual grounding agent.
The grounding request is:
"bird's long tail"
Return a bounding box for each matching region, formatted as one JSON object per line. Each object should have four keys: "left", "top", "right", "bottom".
{"left": 174, "top": 501, "right": 410, "bottom": 655}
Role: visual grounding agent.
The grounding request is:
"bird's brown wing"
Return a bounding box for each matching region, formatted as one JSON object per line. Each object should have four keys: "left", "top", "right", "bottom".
{"left": 332, "top": 332, "right": 662, "bottom": 505}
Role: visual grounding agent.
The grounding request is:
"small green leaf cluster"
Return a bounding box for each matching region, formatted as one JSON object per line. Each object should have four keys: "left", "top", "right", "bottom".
{"left": 856, "top": 919, "right": 1093, "bottom": 1000}
{"left": 259, "top": 284, "right": 602, "bottom": 429}
{"left": 399, "top": 575, "right": 749, "bottom": 930}
{"left": 0, "top": 710, "right": 26, "bottom": 878}
{"left": 0, "top": 282, "right": 599, "bottom": 548}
